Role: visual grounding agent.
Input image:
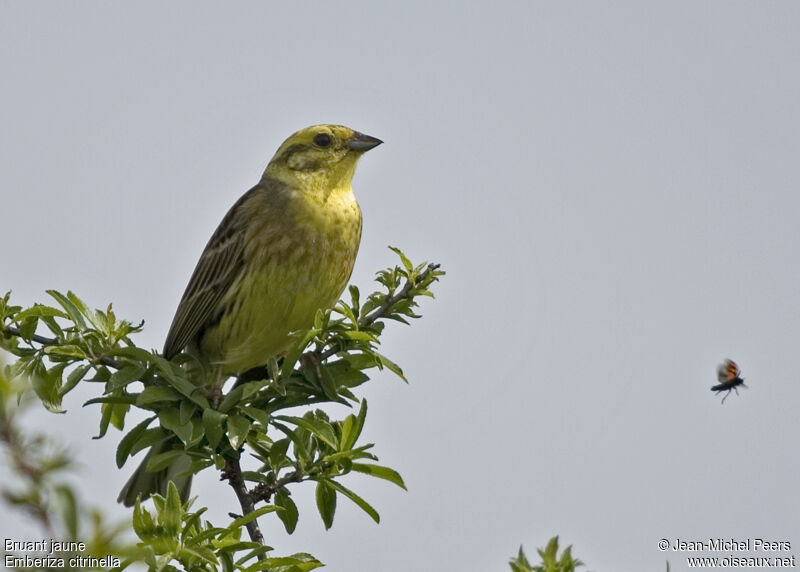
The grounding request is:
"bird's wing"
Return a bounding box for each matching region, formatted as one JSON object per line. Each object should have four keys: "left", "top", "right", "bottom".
{"left": 162, "top": 187, "right": 257, "bottom": 359}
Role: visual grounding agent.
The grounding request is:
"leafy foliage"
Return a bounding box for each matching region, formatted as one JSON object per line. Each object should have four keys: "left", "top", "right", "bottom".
{"left": 510, "top": 537, "right": 585, "bottom": 572}
{"left": 0, "top": 249, "right": 443, "bottom": 569}
{"left": 131, "top": 482, "right": 322, "bottom": 572}
{"left": 0, "top": 360, "right": 141, "bottom": 569}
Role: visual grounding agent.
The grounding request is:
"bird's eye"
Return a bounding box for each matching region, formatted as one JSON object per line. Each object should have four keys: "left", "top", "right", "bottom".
{"left": 314, "top": 133, "right": 332, "bottom": 147}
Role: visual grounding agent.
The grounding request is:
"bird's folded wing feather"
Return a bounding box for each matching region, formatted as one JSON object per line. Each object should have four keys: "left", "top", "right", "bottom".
{"left": 162, "top": 188, "right": 256, "bottom": 358}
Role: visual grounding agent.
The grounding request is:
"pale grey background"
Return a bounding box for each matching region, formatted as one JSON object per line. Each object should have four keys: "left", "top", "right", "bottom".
{"left": 2, "top": 2, "right": 799, "bottom": 571}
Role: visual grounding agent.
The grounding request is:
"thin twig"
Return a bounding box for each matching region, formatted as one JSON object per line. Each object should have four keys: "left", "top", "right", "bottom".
{"left": 361, "top": 262, "right": 440, "bottom": 329}
{"left": 250, "top": 470, "right": 305, "bottom": 504}
{"left": 314, "top": 262, "right": 441, "bottom": 363}
{"left": 2, "top": 325, "right": 58, "bottom": 346}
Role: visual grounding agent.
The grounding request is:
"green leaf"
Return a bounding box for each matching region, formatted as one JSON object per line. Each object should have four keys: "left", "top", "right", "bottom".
{"left": 116, "top": 416, "right": 157, "bottom": 468}
{"left": 181, "top": 507, "right": 210, "bottom": 537}
{"left": 340, "top": 352, "right": 380, "bottom": 371}
{"left": 162, "top": 481, "right": 183, "bottom": 536}
{"left": 281, "top": 329, "right": 318, "bottom": 378}
{"left": 60, "top": 364, "right": 91, "bottom": 396}
{"left": 232, "top": 547, "right": 275, "bottom": 568}
{"left": 111, "top": 345, "right": 158, "bottom": 363}
{"left": 277, "top": 415, "right": 338, "bottom": 450}
{"left": 147, "top": 449, "right": 186, "bottom": 472}
{"left": 274, "top": 489, "right": 299, "bottom": 534}
{"left": 40, "top": 315, "right": 65, "bottom": 338}
{"left": 31, "top": 360, "right": 66, "bottom": 413}
{"left": 341, "top": 330, "right": 378, "bottom": 342}
{"left": 87, "top": 366, "right": 110, "bottom": 383}
{"left": 203, "top": 409, "right": 228, "bottom": 449}
{"left": 272, "top": 422, "right": 311, "bottom": 465}
{"left": 153, "top": 355, "right": 209, "bottom": 408}
{"left": 221, "top": 543, "right": 271, "bottom": 560}
{"left": 129, "top": 429, "right": 168, "bottom": 456}
{"left": 44, "top": 345, "right": 87, "bottom": 359}
{"left": 313, "top": 308, "right": 325, "bottom": 330}
{"left": 136, "top": 386, "right": 182, "bottom": 406}
{"left": 374, "top": 351, "right": 407, "bottom": 382}
{"left": 218, "top": 380, "right": 265, "bottom": 413}
{"left": 178, "top": 545, "right": 218, "bottom": 566}
{"left": 266, "top": 356, "right": 281, "bottom": 380}
{"left": 269, "top": 439, "right": 291, "bottom": 469}
{"left": 242, "top": 471, "right": 269, "bottom": 484}
{"left": 107, "top": 401, "right": 129, "bottom": 431}
{"left": 241, "top": 406, "right": 269, "bottom": 427}
{"left": 47, "top": 290, "right": 88, "bottom": 329}
{"left": 315, "top": 480, "right": 337, "bottom": 530}
{"left": 389, "top": 246, "right": 414, "bottom": 272}
{"left": 107, "top": 362, "right": 148, "bottom": 392}
{"left": 228, "top": 505, "right": 279, "bottom": 529}
{"left": 351, "top": 463, "right": 406, "bottom": 489}
{"left": 53, "top": 485, "right": 79, "bottom": 539}
{"left": 68, "top": 291, "right": 106, "bottom": 331}
{"left": 132, "top": 498, "right": 154, "bottom": 538}
{"left": 16, "top": 314, "right": 39, "bottom": 342}
{"left": 334, "top": 301, "right": 357, "bottom": 324}
{"left": 202, "top": 408, "right": 227, "bottom": 449}
{"left": 15, "top": 305, "right": 69, "bottom": 320}
{"left": 227, "top": 415, "right": 252, "bottom": 449}
{"left": 179, "top": 398, "right": 196, "bottom": 425}
{"left": 325, "top": 359, "right": 369, "bottom": 389}
{"left": 325, "top": 478, "right": 379, "bottom": 523}
{"left": 341, "top": 400, "right": 367, "bottom": 451}
{"left": 243, "top": 554, "right": 324, "bottom": 572}
{"left": 178, "top": 456, "right": 212, "bottom": 478}
{"left": 83, "top": 394, "right": 138, "bottom": 407}
{"left": 315, "top": 362, "right": 342, "bottom": 403}
{"left": 96, "top": 401, "right": 113, "bottom": 439}
{"left": 348, "top": 285, "right": 360, "bottom": 319}
{"left": 159, "top": 407, "right": 194, "bottom": 446}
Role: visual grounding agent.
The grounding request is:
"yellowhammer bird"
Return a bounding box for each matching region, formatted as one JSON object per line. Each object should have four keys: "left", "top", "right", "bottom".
{"left": 118, "top": 124, "right": 382, "bottom": 506}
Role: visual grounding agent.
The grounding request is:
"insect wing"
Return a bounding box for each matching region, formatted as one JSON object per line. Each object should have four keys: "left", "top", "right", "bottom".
{"left": 717, "top": 359, "right": 739, "bottom": 383}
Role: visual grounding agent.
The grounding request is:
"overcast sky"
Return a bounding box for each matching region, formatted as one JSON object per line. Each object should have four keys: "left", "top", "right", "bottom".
{"left": 2, "top": 3, "right": 800, "bottom": 571}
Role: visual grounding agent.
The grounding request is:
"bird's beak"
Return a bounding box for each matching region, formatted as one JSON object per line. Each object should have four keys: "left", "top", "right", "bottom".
{"left": 347, "top": 131, "right": 383, "bottom": 152}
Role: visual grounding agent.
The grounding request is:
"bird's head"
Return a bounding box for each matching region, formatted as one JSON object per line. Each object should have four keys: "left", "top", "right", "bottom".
{"left": 265, "top": 124, "right": 382, "bottom": 190}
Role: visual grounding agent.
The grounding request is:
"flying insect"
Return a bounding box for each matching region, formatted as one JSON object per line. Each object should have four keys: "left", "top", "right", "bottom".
{"left": 711, "top": 359, "right": 747, "bottom": 404}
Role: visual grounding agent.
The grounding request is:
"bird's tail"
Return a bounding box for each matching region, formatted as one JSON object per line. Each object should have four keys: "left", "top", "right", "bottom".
{"left": 117, "top": 438, "right": 193, "bottom": 507}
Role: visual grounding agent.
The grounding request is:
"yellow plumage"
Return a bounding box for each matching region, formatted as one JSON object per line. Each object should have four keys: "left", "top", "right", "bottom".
{"left": 118, "top": 124, "right": 381, "bottom": 505}
{"left": 197, "top": 158, "right": 363, "bottom": 374}
{"left": 163, "top": 124, "right": 380, "bottom": 375}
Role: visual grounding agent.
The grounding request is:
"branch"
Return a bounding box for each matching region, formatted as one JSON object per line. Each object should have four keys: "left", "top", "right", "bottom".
{"left": 361, "top": 262, "right": 440, "bottom": 330}
{"left": 315, "top": 262, "right": 440, "bottom": 362}
{"left": 2, "top": 325, "right": 58, "bottom": 347}
{"left": 221, "top": 456, "right": 266, "bottom": 558}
